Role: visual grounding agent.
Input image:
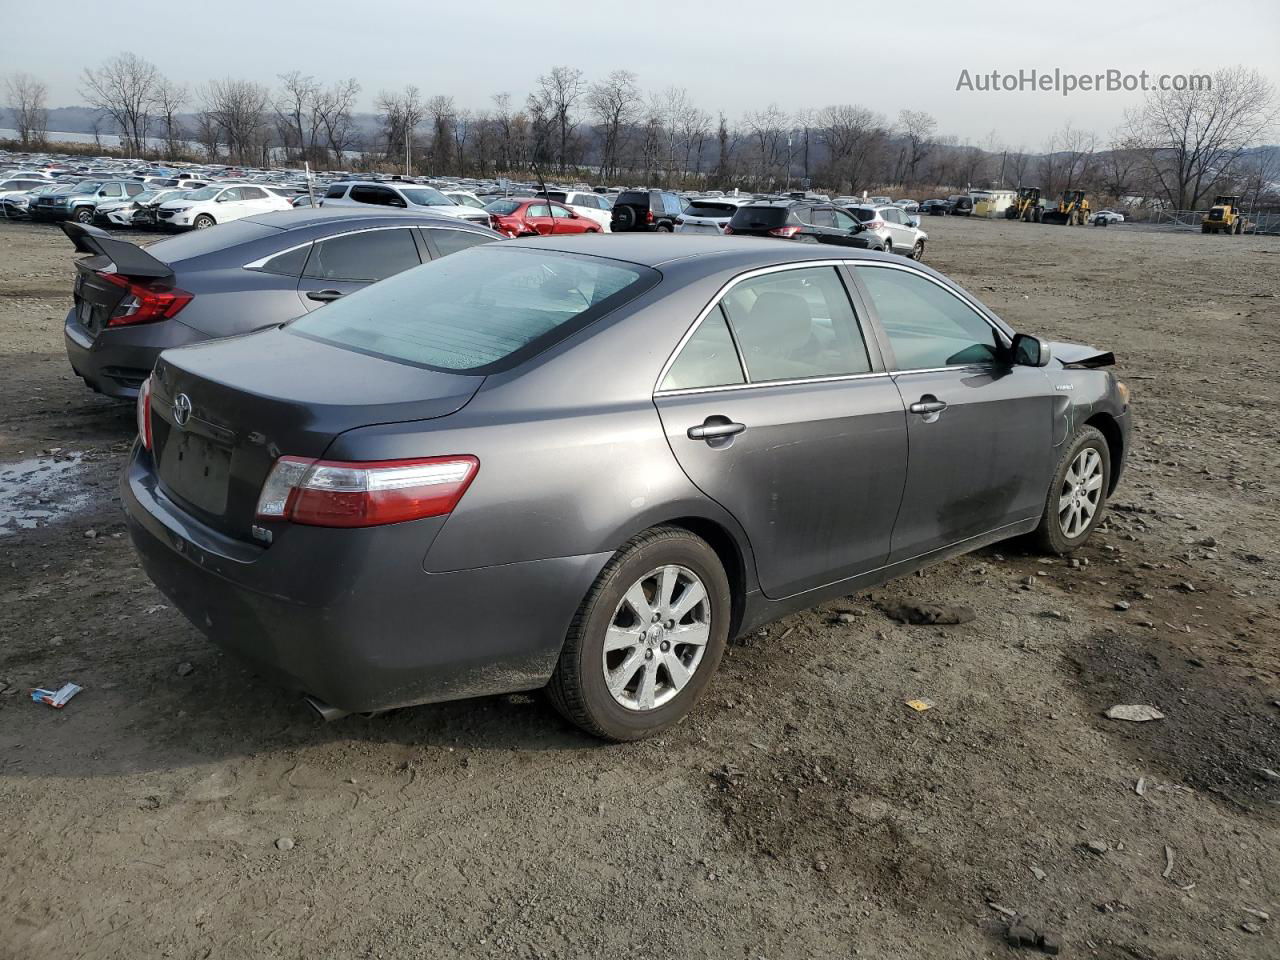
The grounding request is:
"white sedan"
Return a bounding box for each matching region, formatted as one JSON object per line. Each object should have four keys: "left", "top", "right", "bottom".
{"left": 539, "top": 190, "right": 613, "bottom": 232}
{"left": 156, "top": 183, "right": 294, "bottom": 229}
{"left": 1091, "top": 210, "right": 1126, "bottom": 225}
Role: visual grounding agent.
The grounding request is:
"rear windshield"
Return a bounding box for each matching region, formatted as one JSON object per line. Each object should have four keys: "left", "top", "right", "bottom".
{"left": 685, "top": 202, "right": 737, "bottom": 218}
{"left": 543, "top": 191, "right": 568, "bottom": 202}
{"left": 484, "top": 199, "right": 522, "bottom": 215}
{"left": 728, "top": 206, "right": 789, "bottom": 228}
{"left": 286, "top": 247, "right": 659, "bottom": 374}
{"left": 615, "top": 191, "right": 651, "bottom": 207}
{"left": 144, "top": 220, "right": 278, "bottom": 264}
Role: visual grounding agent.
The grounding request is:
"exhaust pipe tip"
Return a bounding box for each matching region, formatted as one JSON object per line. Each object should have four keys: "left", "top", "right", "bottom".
{"left": 303, "top": 695, "right": 351, "bottom": 723}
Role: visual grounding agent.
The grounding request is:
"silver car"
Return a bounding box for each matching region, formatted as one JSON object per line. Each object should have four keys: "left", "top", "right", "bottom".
{"left": 123, "top": 235, "right": 1130, "bottom": 741}
{"left": 845, "top": 204, "right": 929, "bottom": 259}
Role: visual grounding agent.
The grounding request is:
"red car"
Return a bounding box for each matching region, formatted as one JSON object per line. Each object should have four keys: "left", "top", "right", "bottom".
{"left": 483, "top": 198, "right": 602, "bottom": 238}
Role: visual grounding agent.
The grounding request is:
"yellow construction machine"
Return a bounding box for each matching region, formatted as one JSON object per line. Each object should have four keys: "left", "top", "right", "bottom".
{"left": 1042, "top": 190, "right": 1089, "bottom": 225}
{"left": 1004, "top": 186, "right": 1043, "bottom": 222}
{"left": 1202, "top": 196, "right": 1245, "bottom": 234}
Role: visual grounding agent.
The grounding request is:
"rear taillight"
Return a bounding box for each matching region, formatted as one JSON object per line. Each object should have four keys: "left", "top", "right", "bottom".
{"left": 723, "top": 225, "right": 735, "bottom": 235}
{"left": 136, "top": 375, "right": 153, "bottom": 450}
{"left": 866, "top": 220, "right": 885, "bottom": 229}
{"left": 673, "top": 217, "right": 684, "bottom": 226}
{"left": 646, "top": 209, "right": 654, "bottom": 224}
{"left": 768, "top": 225, "right": 802, "bottom": 238}
{"left": 98, "top": 271, "right": 192, "bottom": 327}
{"left": 255, "top": 455, "right": 479, "bottom": 528}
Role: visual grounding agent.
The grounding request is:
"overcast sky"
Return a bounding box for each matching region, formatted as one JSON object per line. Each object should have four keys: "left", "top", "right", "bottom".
{"left": 8, "top": 0, "right": 1279, "bottom": 145}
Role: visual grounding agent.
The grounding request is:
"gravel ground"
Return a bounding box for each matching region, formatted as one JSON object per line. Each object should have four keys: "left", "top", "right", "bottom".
{"left": 0, "top": 216, "right": 1277, "bottom": 959}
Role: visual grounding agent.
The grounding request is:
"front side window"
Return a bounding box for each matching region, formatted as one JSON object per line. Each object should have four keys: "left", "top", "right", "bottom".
{"left": 551, "top": 204, "right": 574, "bottom": 219}
{"left": 289, "top": 247, "right": 656, "bottom": 372}
{"left": 660, "top": 306, "right": 745, "bottom": 391}
{"left": 718, "top": 267, "right": 871, "bottom": 383}
{"left": 218, "top": 188, "right": 243, "bottom": 202}
{"left": 349, "top": 185, "right": 397, "bottom": 205}
{"left": 857, "top": 266, "right": 1000, "bottom": 370}
{"left": 325, "top": 183, "right": 348, "bottom": 199}
{"left": 303, "top": 228, "right": 420, "bottom": 282}
{"left": 102, "top": 183, "right": 123, "bottom": 197}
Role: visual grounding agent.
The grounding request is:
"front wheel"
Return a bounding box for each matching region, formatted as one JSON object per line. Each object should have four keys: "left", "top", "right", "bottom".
{"left": 73, "top": 207, "right": 94, "bottom": 224}
{"left": 192, "top": 214, "right": 216, "bottom": 229}
{"left": 910, "top": 240, "right": 925, "bottom": 260}
{"left": 1032, "top": 425, "right": 1111, "bottom": 554}
{"left": 546, "top": 527, "right": 731, "bottom": 741}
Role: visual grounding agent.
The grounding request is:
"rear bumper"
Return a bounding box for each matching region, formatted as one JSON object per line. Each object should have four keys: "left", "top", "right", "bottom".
{"left": 64, "top": 308, "right": 207, "bottom": 400}
{"left": 122, "top": 449, "right": 610, "bottom": 713}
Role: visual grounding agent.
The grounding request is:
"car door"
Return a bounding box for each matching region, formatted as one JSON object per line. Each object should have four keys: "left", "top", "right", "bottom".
{"left": 213, "top": 186, "right": 248, "bottom": 220}
{"left": 551, "top": 202, "right": 590, "bottom": 234}
{"left": 295, "top": 226, "right": 425, "bottom": 311}
{"left": 653, "top": 264, "right": 908, "bottom": 599}
{"left": 524, "top": 202, "right": 556, "bottom": 235}
{"left": 832, "top": 208, "right": 864, "bottom": 246}
{"left": 852, "top": 263, "right": 1056, "bottom": 562}
{"left": 810, "top": 206, "right": 857, "bottom": 247}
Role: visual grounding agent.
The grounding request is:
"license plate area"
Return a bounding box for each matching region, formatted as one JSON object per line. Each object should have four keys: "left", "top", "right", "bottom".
{"left": 159, "top": 431, "right": 232, "bottom": 516}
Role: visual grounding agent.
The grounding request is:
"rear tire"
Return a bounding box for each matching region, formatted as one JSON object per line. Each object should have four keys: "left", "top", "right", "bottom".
{"left": 883, "top": 238, "right": 893, "bottom": 256}
{"left": 193, "top": 214, "right": 215, "bottom": 230}
{"left": 1032, "top": 425, "right": 1111, "bottom": 555}
{"left": 546, "top": 526, "right": 731, "bottom": 741}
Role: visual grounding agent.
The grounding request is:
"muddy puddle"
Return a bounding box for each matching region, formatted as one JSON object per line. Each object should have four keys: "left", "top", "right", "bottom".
{"left": 0, "top": 452, "right": 91, "bottom": 535}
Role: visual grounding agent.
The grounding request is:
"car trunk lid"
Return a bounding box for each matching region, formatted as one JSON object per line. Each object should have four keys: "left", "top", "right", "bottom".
{"left": 64, "top": 222, "right": 175, "bottom": 337}
{"left": 148, "top": 328, "right": 483, "bottom": 542}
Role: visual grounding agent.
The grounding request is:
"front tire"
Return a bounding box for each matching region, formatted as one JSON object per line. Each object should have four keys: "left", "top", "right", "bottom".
{"left": 73, "top": 207, "right": 94, "bottom": 224}
{"left": 192, "top": 214, "right": 215, "bottom": 230}
{"left": 1032, "top": 425, "right": 1111, "bottom": 555}
{"left": 547, "top": 527, "right": 731, "bottom": 741}
{"left": 910, "top": 240, "right": 925, "bottom": 260}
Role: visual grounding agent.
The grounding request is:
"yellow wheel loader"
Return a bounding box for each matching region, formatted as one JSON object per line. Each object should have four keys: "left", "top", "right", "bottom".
{"left": 1202, "top": 196, "right": 1245, "bottom": 234}
{"left": 1042, "top": 190, "right": 1089, "bottom": 225}
{"left": 1004, "top": 186, "right": 1043, "bottom": 222}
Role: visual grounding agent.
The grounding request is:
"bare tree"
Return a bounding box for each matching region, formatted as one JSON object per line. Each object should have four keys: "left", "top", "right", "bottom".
{"left": 276, "top": 71, "right": 322, "bottom": 164}
{"left": 4, "top": 72, "right": 49, "bottom": 146}
{"left": 1126, "top": 66, "right": 1276, "bottom": 209}
{"left": 896, "top": 110, "right": 937, "bottom": 188}
{"left": 588, "top": 70, "right": 640, "bottom": 180}
{"left": 154, "top": 77, "right": 188, "bottom": 159}
{"left": 819, "top": 104, "right": 887, "bottom": 194}
{"left": 314, "top": 78, "right": 361, "bottom": 167}
{"left": 426, "top": 95, "right": 457, "bottom": 174}
{"left": 528, "top": 66, "right": 584, "bottom": 174}
{"left": 200, "top": 78, "right": 271, "bottom": 165}
{"left": 375, "top": 86, "right": 424, "bottom": 171}
{"left": 743, "top": 104, "right": 787, "bottom": 186}
{"left": 80, "top": 53, "right": 162, "bottom": 155}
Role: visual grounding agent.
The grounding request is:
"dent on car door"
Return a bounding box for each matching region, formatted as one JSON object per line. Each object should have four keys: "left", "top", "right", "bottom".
{"left": 295, "top": 228, "right": 423, "bottom": 311}
{"left": 854, "top": 264, "right": 1055, "bottom": 562}
{"left": 653, "top": 265, "right": 908, "bottom": 599}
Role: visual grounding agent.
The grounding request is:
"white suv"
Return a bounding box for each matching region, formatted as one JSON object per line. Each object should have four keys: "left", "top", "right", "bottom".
{"left": 845, "top": 204, "right": 928, "bottom": 259}
{"left": 321, "top": 181, "right": 491, "bottom": 227}
{"left": 538, "top": 190, "right": 613, "bottom": 232}
{"left": 157, "top": 183, "right": 293, "bottom": 229}
{"left": 674, "top": 197, "right": 750, "bottom": 234}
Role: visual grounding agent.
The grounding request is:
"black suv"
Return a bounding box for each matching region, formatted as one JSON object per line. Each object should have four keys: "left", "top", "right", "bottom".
{"left": 610, "top": 189, "right": 684, "bottom": 232}
{"left": 723, "top": 199, "right": 886, "bottom": 250}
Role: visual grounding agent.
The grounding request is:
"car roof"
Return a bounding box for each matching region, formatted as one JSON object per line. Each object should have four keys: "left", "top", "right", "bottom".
{"left": 504, "top": 233, "right": 897, "bottom": 270}
{"left": 240, "top": 209, "right": 490, "bottom": 231}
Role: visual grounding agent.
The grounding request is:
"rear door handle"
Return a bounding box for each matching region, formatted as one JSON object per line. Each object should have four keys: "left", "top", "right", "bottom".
{"left": 306, "top": 289, "right": 345, "bottom": 302}
{"left": 687, "top": 419, "right": 746, "bottom": 441}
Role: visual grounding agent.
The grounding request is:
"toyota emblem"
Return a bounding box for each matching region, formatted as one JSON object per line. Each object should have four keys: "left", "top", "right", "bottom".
{"left": 172, "top": 393, "right": 192, "bottom": 428}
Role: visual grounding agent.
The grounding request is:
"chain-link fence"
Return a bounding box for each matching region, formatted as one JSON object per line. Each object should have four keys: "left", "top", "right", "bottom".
{"left": 1146, "top": 207, "right": 1280, "bottom": 235}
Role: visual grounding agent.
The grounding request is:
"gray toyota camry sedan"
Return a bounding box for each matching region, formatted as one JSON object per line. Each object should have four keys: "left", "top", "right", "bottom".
{"left": 123, "top": 235, "right": 1131, "bottom": 741}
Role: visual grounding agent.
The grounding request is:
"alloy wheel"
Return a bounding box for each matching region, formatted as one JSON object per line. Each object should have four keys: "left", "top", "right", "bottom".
{"left": 602, "top": 564, "right": 711, "bottom": 711}
{"left": 1058, "top": 447, "right": 1103, "bottom": 538}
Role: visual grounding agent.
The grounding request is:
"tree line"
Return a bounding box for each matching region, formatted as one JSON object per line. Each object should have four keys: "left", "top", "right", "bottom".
{"left": 3, "top": 55, "right": 1277, "bottom": 211}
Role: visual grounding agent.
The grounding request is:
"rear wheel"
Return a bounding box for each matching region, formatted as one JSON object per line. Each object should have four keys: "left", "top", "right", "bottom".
{"left": 546, "top": 527, "right": 731, "bottom": 741}
{"left": 193, "top": 214, "right": 215, "bottom": 230}
{"left": 1032, "top": 425, "right": 1111, "bottom": 555}
{"left": 883, "top": 238, "right": 894, "bottom": 256}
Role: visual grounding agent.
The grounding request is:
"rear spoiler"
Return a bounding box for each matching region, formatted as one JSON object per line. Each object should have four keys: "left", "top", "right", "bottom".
{"left": 61, "top": 221, "right": 173, "bottom": 281}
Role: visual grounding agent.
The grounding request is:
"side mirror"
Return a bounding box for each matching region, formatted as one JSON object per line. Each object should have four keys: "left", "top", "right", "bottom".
{"left": 391, "top": 198, "right": 408, "bottom": 208}
{"left": 909, "top": 217, "right": 920, "bottom": 228}
{"left": 1011, "top": 333, "right": 1051, "bottom": 367}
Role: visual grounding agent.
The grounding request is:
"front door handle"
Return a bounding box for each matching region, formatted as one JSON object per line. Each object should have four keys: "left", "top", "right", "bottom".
{"left": 687, "top": 418, "right": 746, "bottom": 442}
{"left": 909, "top": 397, "right": 948, "bottom": 415}
{"left": 306, "top": 289, "right": 345, "bottom": 302}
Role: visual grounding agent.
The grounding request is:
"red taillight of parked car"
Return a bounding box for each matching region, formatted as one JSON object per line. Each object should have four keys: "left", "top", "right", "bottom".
{"left": 865, "top": 220, "right": 885, "bottom": 229}
{"left": 136, "top": 375, "right": 153, "bottom": 450}
{"left": 722, "top": 225, "right": 735, "bottom": 235}
{"left": 255, "top": 455, "right": 480, "bottom": 528}
{"left": 645, "top": 210, "right": 654, "bottom": 225}
{"left": 673, "top": 217, "right": 684, "bottom": 226}
{"left": 98, "top": 271, "right": 193, "bottom": 327}
{"left": 768, "top": 225, "right": 802, "bottom": 238}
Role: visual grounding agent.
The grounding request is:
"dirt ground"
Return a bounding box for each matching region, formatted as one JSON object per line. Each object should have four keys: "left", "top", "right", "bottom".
{"left": 0, "top": 215, "right": 1277, "bottom": 960}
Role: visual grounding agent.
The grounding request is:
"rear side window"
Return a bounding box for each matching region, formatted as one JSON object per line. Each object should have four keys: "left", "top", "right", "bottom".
{"left": 719, "top": 267, "right": 870, "bottom": 382}
{"left": 857, "top": 266, "right": 999, "bottom": 370}
{"left": 125, "top": 183, "right": 144, "bottom": 197}
{"left": 729, "top": 206, "right": 789, "bottom": 229}
{"left": 485, "top": 199, "right": 521, "bottom": 215}
{"left": 240, "top": 186, "right": 267, "bottom": 200}
{"left": 349, "top": 185, "right": 399, "bottom": 206}
{"left": 304, "top": 228, "right": 421, "bottom": 282}
{"left": 428, "top": 228, "right": 495, "bottom": 258}
{"left": 660, "top": 306, "right": 744, "bottom": 391}
{"left": 325, "top": 184, "right": 348, "bottom": 199}
{"left": 811, "top": 208, "right": 835, "bottom": 227}
{"left": 288, "top": 247, "right": 657, "bottom": 373}
{"left": 257, "top": 244, "right": 311, "bottom": 278}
